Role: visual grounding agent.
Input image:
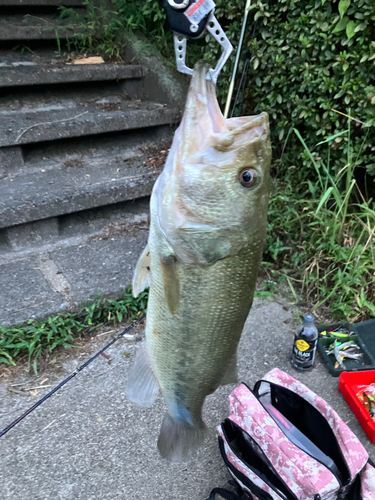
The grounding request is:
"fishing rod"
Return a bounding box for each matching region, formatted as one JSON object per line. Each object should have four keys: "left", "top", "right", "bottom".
{"left": 224, "top": 0, "right": 252, "bottom": 118}
{"left": 230, "top": 20, "right": 258, "bottom": 118}
{"left": 0, "top": 314, "right": 146, "bottom": 438}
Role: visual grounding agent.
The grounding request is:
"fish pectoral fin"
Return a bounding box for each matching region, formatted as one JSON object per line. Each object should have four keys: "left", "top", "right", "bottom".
{"left": 160, "top": 255, "right": 180, "bottom": 315}
{"left": 126, "top": 341, "right": 159, "bottom": 407}
{"left": 220, "top": 351, "right": 238, "bottom": 386}
{"left": 132, "top": 243, "right": 151, "bottom": 297}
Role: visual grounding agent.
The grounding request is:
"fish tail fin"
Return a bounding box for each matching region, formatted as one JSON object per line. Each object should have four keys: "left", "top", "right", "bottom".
{"left": 157, "top": 412, "right": 207, "bottom": 462}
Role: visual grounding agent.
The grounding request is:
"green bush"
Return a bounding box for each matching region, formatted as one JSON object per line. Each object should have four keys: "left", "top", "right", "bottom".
{"left": 235, "top": 0, "right": 375, "bottom": 179}
{"left": 114, "top": 0, "right": 375, "bottom": 178}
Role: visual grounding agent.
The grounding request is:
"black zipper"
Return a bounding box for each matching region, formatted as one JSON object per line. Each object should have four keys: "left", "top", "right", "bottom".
{"left": 218, "top": 436, "right": 274, "bottom": 500}
{"left": 249, "top": 381, "right": 346, "bottom": 489}
{"left": 221, "top": 421, "right": 297, "bottom": 500}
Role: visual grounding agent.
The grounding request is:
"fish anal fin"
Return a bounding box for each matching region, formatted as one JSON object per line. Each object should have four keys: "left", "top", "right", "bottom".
{"left": 220, "top": 351, "right": 238, "bottom": 386}
{"left": 132, "top": 243, "right": 151, "bottom": 297}
{"left": 160, "top": 255, "right": 180, "bottom": 315}
{"left": 126, "top": 342, "right": 159, "bottom": 407}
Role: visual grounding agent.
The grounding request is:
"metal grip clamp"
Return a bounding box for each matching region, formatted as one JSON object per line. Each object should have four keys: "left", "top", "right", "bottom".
{"left": 163, "top": 0, "right": 233, "bottom": 84}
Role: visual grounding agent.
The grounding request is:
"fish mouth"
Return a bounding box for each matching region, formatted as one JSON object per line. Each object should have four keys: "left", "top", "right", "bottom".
{"left": 172, "top": 61, "right": 225, "bottom": 163}
{"left": 175, "top": 60, "right": 269, "bottom": 160}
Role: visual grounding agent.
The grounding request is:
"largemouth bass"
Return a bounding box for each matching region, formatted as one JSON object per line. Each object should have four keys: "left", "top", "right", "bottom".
{"left": 127, "top": 61, "right": 271, "bottom": 461}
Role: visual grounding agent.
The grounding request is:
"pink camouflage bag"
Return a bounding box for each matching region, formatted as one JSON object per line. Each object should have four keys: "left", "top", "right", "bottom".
{"left": 214, "top": 368, "right": 375, "bottom": 500}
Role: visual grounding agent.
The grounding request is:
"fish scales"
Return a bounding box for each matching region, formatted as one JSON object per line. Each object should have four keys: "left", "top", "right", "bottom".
{"left": 127, "top": 60, "right": 271, "bottom": 461}
{"left": 148, "top": 211, "right": 264, "bottom": 405}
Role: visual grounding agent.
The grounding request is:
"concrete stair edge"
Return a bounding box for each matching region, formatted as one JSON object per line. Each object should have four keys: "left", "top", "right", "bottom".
{"left": 0, "top": 126, "right": 172, "bottom": 228}
{"left": 0, "top": 63, "right": 143, "bottom": 88}
{"left": 121, "top": 32, "right": 188, "bottom": 110}
{"left": 0, "top": 102, "right": 181, "bottom": 147}
{"left": 0, "top": 197, "right": 150, "bottom": 327}
{"left": 0, "top": 24, "right": 83, "bottom": 41}
{"left": 0, "top": 0, "right": 83, "bottom": 5}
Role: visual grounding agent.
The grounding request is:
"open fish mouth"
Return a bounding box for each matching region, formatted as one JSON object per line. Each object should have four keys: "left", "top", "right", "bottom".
{"left": 174, "top": 60, "right": 269, "bottom": 160}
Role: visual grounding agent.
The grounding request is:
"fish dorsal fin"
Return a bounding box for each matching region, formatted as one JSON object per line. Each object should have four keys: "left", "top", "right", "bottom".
{"left": 132, "top": 243, "right": 151, "bottom": 297}
{"left": 160, "top": 255, "right": 180, "bottom": 315}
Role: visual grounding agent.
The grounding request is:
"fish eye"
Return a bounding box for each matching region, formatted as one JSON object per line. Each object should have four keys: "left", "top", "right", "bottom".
{"left": 239, "top": 168, "right": 257, "bottom": 188}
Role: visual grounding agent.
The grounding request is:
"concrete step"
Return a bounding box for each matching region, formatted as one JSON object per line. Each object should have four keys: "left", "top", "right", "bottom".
{"left": 0, "top": 197, "right": 150, "bottom": 327}
{"left": 0, "top": 61, "right": 143, "bottom": 88}
{"left": 0, "top": 127, "right": 171, "bottom": 229}
{"left": 0, "top": 91, "right": 180, "bottom": 146}
{"left": 0, "top": 14, "right": 82, "bottom": 40}
{"left": 0, "top": 0, "right": 83, "bottom": 5}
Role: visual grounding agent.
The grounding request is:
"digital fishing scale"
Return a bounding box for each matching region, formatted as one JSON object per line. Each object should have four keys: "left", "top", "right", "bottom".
{"left": 163, "top": 0, "right": 233, "bottom": 84}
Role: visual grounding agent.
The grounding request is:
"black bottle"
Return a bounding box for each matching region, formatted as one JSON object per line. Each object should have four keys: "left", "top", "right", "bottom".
{"left": 291, "top": 314, "right": 318, "bottom": 371}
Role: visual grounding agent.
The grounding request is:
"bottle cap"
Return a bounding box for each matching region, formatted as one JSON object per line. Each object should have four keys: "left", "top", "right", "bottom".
{"left": 303, "top": 314, "right": 314, "bottom": 326}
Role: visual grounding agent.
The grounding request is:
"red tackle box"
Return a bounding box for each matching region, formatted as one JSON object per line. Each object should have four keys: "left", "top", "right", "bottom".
{"left": 339, "top": 370, "right": 375, "bottom": 444}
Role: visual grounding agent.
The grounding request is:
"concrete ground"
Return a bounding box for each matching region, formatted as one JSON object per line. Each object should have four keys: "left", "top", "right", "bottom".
{"left": 0, "top": 299, "right": 374, "bottom": 500}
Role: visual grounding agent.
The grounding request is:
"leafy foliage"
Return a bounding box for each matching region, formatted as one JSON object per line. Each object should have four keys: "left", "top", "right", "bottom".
{"left": 237, "top": 0, "right": 375, "bottom": 179}
{"left": 0, "top": 286, "right": 148, "bottom": 371}
{"left": 190, "top": 0, "right": 375, "bottom": 177}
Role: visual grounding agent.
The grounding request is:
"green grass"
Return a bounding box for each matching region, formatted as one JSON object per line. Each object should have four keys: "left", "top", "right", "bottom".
{"left": 53, "top": 0, "right": 127, "bottom": 59}
{"left": 264, "top": 123, "right": 375, "bottom": 321}
{"left": 0, "top": 286, "right": 148, "bottom": 373}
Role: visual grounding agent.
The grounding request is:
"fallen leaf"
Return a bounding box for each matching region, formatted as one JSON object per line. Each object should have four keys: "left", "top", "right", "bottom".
{"left": 30, "top": 390, "right": 39, "bottom": 397}
{"left": 123, "top": 351, "right": 130, "bottom": 357}
{"left": 72, "top": 56, "right": 104, "bottom": 65}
